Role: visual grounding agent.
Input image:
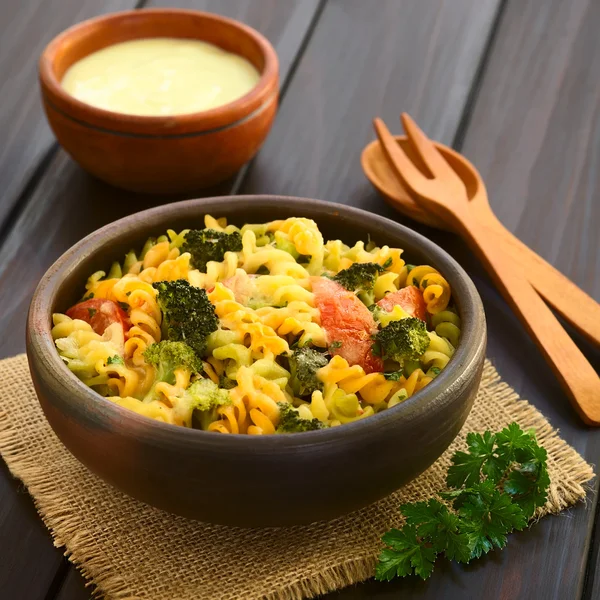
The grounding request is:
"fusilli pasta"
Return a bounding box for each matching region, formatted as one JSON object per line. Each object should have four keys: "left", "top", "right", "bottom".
{"left": 52, "top": 215, "right": 461, "bottom": 434}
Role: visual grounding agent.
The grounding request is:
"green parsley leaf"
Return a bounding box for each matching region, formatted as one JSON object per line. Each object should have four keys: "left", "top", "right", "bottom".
{"left": 330, "top": 341, "right": 343, "bottom": 349}
{"left": 446, "top": 431, "right": 507, "bottom": 487}
{"left": 406, "top": 264, "right": 416, "bottom": 272}
{"left": 504, "top": 444, "right": 549, "bottom": 518}
{"left": 402, "top": 500, "right": 471, "bottom": 563}
{"left": 87, "top": 308, "right": 97, "bottom": 318}
{"left": 495, "top": 422, "right": 535, "bottom": 464}
{"left": 376, "top": 526, "right": 437, "bottom": 581}
{"left": 458, "top": 481, "right": 528, "bottom": 558}
{"left": 376, "top": 422, "right": 550, "bottom": 581}
{"left": 107, "top": 355, "right": 124, "bottom": 365}
{"left": 117, "top": 301, "right": 129, "bottom": 312}
{"left": 382, "top": 257, "right": 393, "bottom": 269}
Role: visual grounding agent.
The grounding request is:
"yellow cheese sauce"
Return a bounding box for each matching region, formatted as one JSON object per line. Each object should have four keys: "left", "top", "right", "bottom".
{"left": 61, "top": 38, "right": 261, "bottom": 116}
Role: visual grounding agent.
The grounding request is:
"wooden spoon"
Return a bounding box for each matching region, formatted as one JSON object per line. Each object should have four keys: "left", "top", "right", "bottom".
{"left": 361, "top": 133, "right": 600, "bottom": 348}
{"left": 374, "top": 114, "right": 600, "bottom": 425}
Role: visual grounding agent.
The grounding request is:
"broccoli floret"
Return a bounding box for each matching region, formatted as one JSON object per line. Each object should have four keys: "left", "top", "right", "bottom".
{"left": 181, "top": 229, "right": 243, "bottom": 272}
{"left": 373, "top": 317, "right": 430, "bottom": 363}
{"left": 276, "top": 402, "right": 324, "bottom": 433}
{"left": 219, "top": 375, "right": 237, "bottom": 390}
{"left": 184, "top": 378, "right": 231, "bottom": 430}
{"left": 333, "top": 262, "right": 384, "bottom": 306}
{"left": 288, "top": 347, "right": 329, "bottom": 397}
{"left": 153, "top": 279, "right": 218, "bottom": 356}
{"left": 143, "top": 341, "right": 203, "bottom": 401}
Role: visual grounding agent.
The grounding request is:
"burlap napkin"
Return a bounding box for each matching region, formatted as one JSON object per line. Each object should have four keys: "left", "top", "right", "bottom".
{"left": 0, "top": 354, "right": 594, "bottom": 600}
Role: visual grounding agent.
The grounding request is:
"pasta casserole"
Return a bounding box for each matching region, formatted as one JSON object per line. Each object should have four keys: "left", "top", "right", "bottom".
{"left": 52, "top": 216, "right": 460, "bottom": 434}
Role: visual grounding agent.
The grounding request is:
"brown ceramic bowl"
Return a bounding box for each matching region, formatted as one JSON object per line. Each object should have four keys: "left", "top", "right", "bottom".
{"left": 39, "top": 9, "right": 279, "bottom": 193}
{"left": 26, "top": 196, "right": 486, "bottom": 527}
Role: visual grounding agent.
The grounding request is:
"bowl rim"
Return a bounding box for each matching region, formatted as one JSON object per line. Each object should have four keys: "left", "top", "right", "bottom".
{"left": 38, "top": 8, "right": 279, "bottom": 135}
{"left": 27, "top": 195, "right": 486, "bottom": 451}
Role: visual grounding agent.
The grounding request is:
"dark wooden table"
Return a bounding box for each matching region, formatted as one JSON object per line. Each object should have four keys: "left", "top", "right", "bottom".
{"left": 1, "top": 1, "right": 599, "bottom": 598}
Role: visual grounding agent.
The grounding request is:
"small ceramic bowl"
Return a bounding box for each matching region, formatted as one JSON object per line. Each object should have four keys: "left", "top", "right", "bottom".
{"left": 39, "top": 9, "right": 279, "bottom": 193}
{"left": 26, "top": 196, "right": 486, "bottom": 527}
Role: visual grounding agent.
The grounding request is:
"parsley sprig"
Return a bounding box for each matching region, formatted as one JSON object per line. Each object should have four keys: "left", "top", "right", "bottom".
{"left": 376, "top": 423, "right": 549, "bottom": 581}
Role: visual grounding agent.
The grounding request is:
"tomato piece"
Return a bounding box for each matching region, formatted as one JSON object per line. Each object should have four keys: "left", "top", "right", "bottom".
{"left": 66, "top": 298, "right": 131, "bottom": 335}
{"left": 377, "top": 286, "right": 427, "bottom": 321}
{"left": 311, "top": 277, "right": 383, "bottom": 374}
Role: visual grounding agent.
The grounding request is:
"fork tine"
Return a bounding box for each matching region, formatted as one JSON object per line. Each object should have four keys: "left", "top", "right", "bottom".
{"left": 401, "top": 113, "right": 459, "bottom": 181}
{"left": 373, "top": 118, "right": 429, "bottom": 195}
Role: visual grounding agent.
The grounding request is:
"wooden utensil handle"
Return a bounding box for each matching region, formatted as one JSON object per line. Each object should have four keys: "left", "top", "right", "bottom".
{"left": 480, "top": 214, "right": 600, "bottom": 347}
{"left": 456, "top": 210, "right": 600, "bottom": 425}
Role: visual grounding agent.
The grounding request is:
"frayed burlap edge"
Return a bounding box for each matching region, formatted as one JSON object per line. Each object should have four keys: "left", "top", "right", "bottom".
{"left": 0, "top": 355, "right": 595, "bottom": 600}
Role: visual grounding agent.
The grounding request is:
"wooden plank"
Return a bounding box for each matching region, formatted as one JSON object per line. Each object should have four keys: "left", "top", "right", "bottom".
{"left": 460, "top": 0, "right": 600, "bottom": 301}
{"left": 0, "top": 2, "right": 322, "bottom": 599}
{"left": 0, "top": 0, "right": 137, "bottom": 235}
{"left": 241, "top": 0, "right": 500, "bottom": 195}
{"left": 456, "top": 0, "right": 600, "bottom": 597}
{"left": 44, "top": 0, "right": 600, "bottom": 594}
{"left": 0, "top": 460, "right": 63, "bottom": 600}
{"left": 587, "top": 509, "right": 600, "bottom": 600}
{"left": 55, "top": 569, "right": 91, "bottom": 600}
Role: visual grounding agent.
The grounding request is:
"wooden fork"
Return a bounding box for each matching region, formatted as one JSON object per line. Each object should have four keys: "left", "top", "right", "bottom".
{"left": 374, "top": 114, "right": 600, "bottom": 426}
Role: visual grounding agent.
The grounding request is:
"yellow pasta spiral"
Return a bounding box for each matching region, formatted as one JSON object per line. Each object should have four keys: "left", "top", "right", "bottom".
{"left": 137, "top": 253, "right": 194, "bottom": 285}
{"left": 208, "top": 283, "right": 289, "bottom": 357}
{"left": 267, "top": 217, "right": 324, "bottom": 274}
{"left": 421, "top": 331, "right": 455, "bottom": 370}
{"left": 407, "top": 265, "right": 451, "bottom": 314}
{"left": 431, "top": 310, "right": 461, "bottom": 348}
{"left": 209, "top": 366, "right": 287, "bottom": 435}
{"left": 255, "top": 301, "right": 326, "bottom": 347}
{"left": 51, "top": 315, "right": 147, "bottom": 397}
{"left": 189, "top": 252, "right": 239, "bottom": 289}
{"left": 317, "top": 355, "right": 395, "bottom": 405}
{"left": 241, "top": 230, "right": 310, "bottom": 278}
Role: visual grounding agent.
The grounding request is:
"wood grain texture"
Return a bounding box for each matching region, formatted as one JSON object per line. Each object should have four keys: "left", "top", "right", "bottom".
{"left": 241, "top": 0, "right": 500, "bottom": 198}
{"left": 0, "top": 460, "right": 63, "bottom": 600}
{"left": 456, "top": 0, "right": 600, "bottom": 596}
{"left": 587, "top": 508, "right": 600, "bottom": 600}
{"left": 55, "top": 567, "right": 92, "bottom": 600}
{"left": 0, "top": 0, "right": 136, "bottom": 233}
{"left": 459, "top": 0, "right": 600, "bottom": 301}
